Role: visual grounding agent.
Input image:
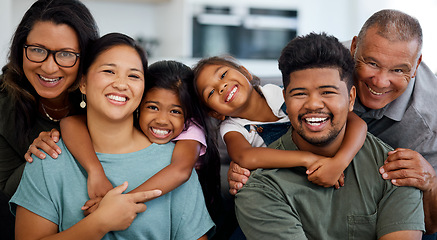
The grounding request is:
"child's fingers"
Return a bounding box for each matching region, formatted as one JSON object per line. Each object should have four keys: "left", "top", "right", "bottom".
{"left": 306, "top": 162, "right": 322, "bottom": 175}
{"left": 83, "top": 202, "right": 100, "bottom": 217}
{"left": 336, "top": 173, "right": 345, "bottom": 189}
{"left": 81, "top": 197, "right": 103, "bottom": 210}
{"left": 339, "top": 173, "right": 345, "bottom": 187}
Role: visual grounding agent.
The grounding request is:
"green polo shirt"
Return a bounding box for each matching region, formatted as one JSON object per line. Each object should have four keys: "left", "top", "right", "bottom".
{"left": 235, "top": 129, "right": 424, "bottom": 239}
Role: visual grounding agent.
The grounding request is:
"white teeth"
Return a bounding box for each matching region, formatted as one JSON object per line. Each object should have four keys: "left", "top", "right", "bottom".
{"left": 305, "top": 117, "right": 328, "bottom": 126}
{"left": 226, "top": 86, "right": 237, "bottom": 102}
{"left": 152, "top": 128, "right": 170, "bottom": 136}
{"left": 40, "top": 75, "right": 61, "bottom": 82}
{"left": 368, "top": 87, "right": 383, "bottom": 95}
{"left": 107, "top": 95, "right": 127, "bottom": 102}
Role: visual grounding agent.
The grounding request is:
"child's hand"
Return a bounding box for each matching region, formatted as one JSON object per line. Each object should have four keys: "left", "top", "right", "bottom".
{"left": 306, "top": 158, "right": 345, "bottom": 189}
{"left": 227, "top": 161, "right": 251, "bottom": 195}
{"left": 82, "top": 197, "right": 102, "bottom": 216}
{"left": 87, "top": 171, "right": 113, "bottom": 199}
{"left": 24, "top": 129, "right": 61, "bottom": 162}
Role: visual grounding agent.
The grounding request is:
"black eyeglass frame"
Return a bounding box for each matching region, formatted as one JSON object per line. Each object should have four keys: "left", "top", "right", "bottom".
{"left": 23, "top": 44, "right": 80, "bottom": 68}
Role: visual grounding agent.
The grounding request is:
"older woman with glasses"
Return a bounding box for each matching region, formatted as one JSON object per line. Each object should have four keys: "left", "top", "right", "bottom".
{"left": 0, "top": 0, "right": 99, "bottom": 239}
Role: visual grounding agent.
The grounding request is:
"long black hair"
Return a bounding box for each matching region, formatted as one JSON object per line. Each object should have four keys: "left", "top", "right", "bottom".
{"left": 0, "top": 0, "right": 99, "bottom": 140}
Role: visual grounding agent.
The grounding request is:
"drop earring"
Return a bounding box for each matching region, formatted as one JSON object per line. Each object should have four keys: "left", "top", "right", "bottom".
{"left": 80, "top": 94, "right": 86, "bottom": 108}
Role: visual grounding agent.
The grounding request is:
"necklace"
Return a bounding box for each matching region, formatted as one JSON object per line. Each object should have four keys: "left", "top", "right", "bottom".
{"left": 41, "top": 103, "right": 70, "bottom": 112}
{"left": 40, "top": 103, "right": 70, "bottom": 122}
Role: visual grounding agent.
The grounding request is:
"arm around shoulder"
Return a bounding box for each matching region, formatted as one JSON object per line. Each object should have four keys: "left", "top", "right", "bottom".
{"left": 224, "top": 131, "right": 318, "bottom": 170}
{"left": 129, "top": 139, "right": 200, "bottom": 195}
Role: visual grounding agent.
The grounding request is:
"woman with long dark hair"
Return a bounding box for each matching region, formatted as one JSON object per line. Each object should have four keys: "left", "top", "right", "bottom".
{"left": 0, "top": 0, "right": 99, "bottom": 238}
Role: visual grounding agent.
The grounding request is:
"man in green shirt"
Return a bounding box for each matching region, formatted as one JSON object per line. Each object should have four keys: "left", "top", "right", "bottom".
{"left": 235, "top": 32, "right": 425, "bottom": 240}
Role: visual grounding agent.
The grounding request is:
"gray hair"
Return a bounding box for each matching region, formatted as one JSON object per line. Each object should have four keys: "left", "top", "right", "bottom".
{"left": 356, "top": 9, "right": 422, "bottom": 58}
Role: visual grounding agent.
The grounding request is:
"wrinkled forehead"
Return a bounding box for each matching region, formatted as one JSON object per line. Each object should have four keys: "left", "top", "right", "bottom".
{"left": 358, "top": 26, "right": 421, "bottom": 60}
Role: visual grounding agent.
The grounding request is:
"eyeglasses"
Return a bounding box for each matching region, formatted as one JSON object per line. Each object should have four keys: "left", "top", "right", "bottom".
{"left": 24, "top": 44, "right": 80, "bottom": 68}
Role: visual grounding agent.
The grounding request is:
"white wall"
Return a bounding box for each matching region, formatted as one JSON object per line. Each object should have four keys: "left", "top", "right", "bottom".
{"left": 0, "top": 0, "right": 12, "bottom": 66}
{"left": 1, "top": 0, "right": 436, "bottom": 73}
{"left": 84, "top": 1, "right": 157, "bottom": 41}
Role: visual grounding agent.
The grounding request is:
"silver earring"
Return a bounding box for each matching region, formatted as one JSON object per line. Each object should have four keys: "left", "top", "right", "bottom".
{"left": 80, "top": 94, "right": 86, "bottom": 108}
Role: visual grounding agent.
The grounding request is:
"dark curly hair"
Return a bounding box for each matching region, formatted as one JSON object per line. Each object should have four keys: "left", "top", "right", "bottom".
{"left": 278, "top": 32, "right": 354, "bottom": 91}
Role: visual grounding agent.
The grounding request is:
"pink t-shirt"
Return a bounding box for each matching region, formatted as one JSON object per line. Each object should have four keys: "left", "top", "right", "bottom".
{"left": 172, "top": 119, "right": 207, "bottom": 156}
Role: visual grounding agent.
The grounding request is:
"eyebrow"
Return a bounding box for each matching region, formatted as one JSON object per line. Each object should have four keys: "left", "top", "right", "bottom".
{"left": 27, "top": 43, "right": 79, "bottom": 52}
{"left": 364, "top": 56, "right": 411, "bottom": 70}
{"left": 101, "top": 63, "right": 143, "bottom": 72}
{"left": 288, "top": 85, "right": 339, "bottom": 94}
{"left": 144, "top": 100, "right": 183, "bottom": 109}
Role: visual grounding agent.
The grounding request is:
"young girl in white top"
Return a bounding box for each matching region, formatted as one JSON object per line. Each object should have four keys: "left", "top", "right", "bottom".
{"left": 193, "top": 56, "right": 367, "bottom": 194}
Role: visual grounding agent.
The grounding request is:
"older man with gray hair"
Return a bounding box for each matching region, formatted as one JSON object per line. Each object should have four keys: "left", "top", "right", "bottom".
{"left": 349, "top": 9, "right": 437, "bottom": 238}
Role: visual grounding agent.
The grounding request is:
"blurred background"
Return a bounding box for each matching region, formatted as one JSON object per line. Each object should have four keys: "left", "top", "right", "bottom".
{"left": 1, "top": 0, "right": 436, "bottom": 85}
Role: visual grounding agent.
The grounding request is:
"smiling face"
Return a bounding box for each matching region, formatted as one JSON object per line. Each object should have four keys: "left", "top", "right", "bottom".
{"left": 284, "top": 68, "right": 355, "bottom": 152}
{"left": 351, "top": 26, "right": 421, "bottom": 109}
{"left": 80, "top": 45, "right": 145, "bottom": 122}
{"left": 23, "top": 21, "right": 80, "bottom": 102}
{"left": 139, "top": 88, "right": 185, "bottom": 144}
{"left": 195, "top": 64, "right": 254, "bottom": 118}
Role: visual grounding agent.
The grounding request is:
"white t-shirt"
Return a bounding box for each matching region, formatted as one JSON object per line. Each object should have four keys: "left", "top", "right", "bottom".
{"left": 219, "top": 84, "right": 289, "bottom": 147}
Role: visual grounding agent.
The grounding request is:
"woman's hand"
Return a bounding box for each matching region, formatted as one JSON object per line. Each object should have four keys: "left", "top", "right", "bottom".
{"left": 25, "top": 129, "right": 61, "bottom": 162}
{"left": 94, "top": 181, "right": 162, "bottom": 232}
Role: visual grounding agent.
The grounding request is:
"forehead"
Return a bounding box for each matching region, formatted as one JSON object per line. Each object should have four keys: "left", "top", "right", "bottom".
{"left": 358, "top": 27, "right": 419, "bottom": 65}
{"left": 198, "top": 64, "right": 222, "bottom": 79}
{"left": 196, "top": 64, "right": 222, "bottom": 91}
{"left": 27, "top": 21, "right": 79, "bottom": 50}
{"left": 286, "top": 68, "right": 346, "bottom": 90}
{"left": 94, "top": 45, "right": 143, "bottom": 68}
{"left": 145, "top": 88, "right": 181, "bottom": 104}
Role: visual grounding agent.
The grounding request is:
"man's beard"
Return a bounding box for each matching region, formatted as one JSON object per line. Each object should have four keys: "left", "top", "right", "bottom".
{"left": 295, "top": 126, "right": 342, "bottom": 146}
{"left": 295, "top": 112, "right": 344, "bottom": 146}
